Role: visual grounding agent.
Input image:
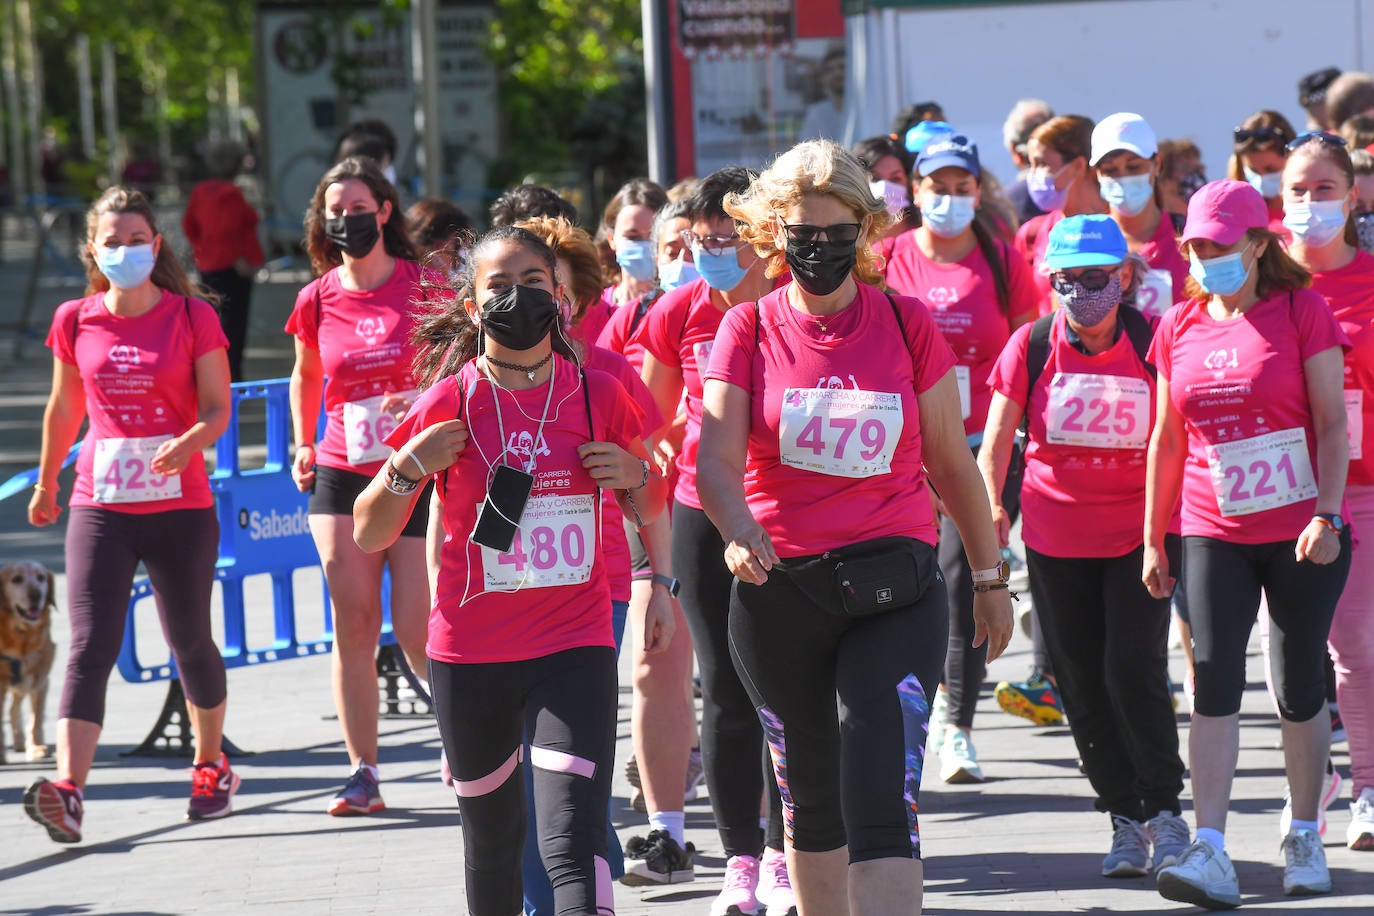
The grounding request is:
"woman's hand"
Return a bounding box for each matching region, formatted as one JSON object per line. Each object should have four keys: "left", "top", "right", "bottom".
{"left": 399, "top": 420, "right": 469, "bottom": 478}
{"left": 723, "top": 520, "right": 778, "bottom": 585}
{"left": 972, "top": 587, "right": 1014, "bottom": 663}
{"left": 578, "top": 441, "right": 644, "bottom": 489}
{"left": 291, "top": 443, "right": 317, "bottom": 492}
{"left": 638, "top": 584, "right": 677, "bottom": 654}
{"left": 1142, "top": 542, "right": 1175, "bottom": 598}
{"left": 1296, "top": 518, "right": 1341, "bottom": 565}
{"left": 28, "top": 486, "right": 60, "bottom": 527}
{"left": 379, "top": 390, "right": 414, "bottom": 423}
{"left": 990, "top": 503, "right": 1012, "bottom": 549}
{"left": 149, "top": 435, "right": 195, "bottom": 477}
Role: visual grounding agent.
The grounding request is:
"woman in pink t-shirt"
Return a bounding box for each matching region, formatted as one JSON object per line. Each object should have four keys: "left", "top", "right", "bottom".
{"left": 286, "top": 157, "right": 434, "bottom": 816}
{"left": 879, "top": 133, "right": 1038, "bottom": 784}
{"left": 602, "top": 178, "right": 669, "bottom": 311}
{"left": 1146, "top": 180, "right": 1350, "bottom": 906}
{"left": 982, "top": 214, "right": 1188, "bottom": 879}
{"left": 1281, "top": 134, "right": 1374, "bottom": 850}
{"left": 353, "top": 225, "right": 663, "bottom": 914}
{"left": 1228, "top": 110, "right": 1296, "bottom": 239}
{"left": 698, "top": 140, "right": 1012, "bottom": 914}
{"left": 25, "top": 188, "right": 236, "bottom": 843}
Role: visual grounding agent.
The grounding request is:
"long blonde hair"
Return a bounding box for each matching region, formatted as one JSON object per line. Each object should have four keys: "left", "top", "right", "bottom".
{"left": 724, "top": 139, "right": 890, "bottom": 286}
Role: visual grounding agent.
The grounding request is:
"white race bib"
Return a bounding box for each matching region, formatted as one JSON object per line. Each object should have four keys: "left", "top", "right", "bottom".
{"left": 479, "top": 494, "right": 597, "bottom": 590}
{"left": 1136, "top": 269, "right": 1174, "bottom": 318}
{"left": 779, "top": 387, "right": 903, "bottom": 478}
{"left": 955, "top": 365, "right": 971, "bottom": 421}
{"left": 1347, "top": 389, "right": 1363, "bottom": 461}
{"left": 1206, "top": 427, "right": 1317, "bottom": 517}
{"left": 1045, "top": 372, "right": 1151, "bottom": 449}
{"left": 93, "top": 435, "right": 182, "bottom": 503}
{"left": 343, "top": 389, "right": 416, "bottom": 465}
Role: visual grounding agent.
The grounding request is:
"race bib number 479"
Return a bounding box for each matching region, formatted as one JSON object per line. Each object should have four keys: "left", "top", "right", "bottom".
{"left": 778, "top": 387, "right": 904, "bottom": 478}
{"left": 1206, "top": 427, "right": 1317, "bottom": 517}
{"left": 93, "top": 435, "right": 182, "bottom": 503}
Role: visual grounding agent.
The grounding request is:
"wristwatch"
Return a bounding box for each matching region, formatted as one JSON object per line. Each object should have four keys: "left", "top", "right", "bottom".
{"left": 971, "top": 560, "right": 1010, "bottom": 584}
{"left": 650, "top": 573, "right": 681, "bottom": 597}
{"left": 1314, "top": 513, "right": 1345, "bottom": 534}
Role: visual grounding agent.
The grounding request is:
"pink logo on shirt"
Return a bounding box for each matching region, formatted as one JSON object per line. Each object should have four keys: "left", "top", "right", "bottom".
{"left": 505, "top": 430, "right": 551, "bottom": 472}
{"left": 818, "top": 375, "right": 859, "bottom": 390}
{"left": 355, "top": 316, "right": 388, "bottom": 346}
{"left": 108, "top": 344, "right": 142, "bottom": 372}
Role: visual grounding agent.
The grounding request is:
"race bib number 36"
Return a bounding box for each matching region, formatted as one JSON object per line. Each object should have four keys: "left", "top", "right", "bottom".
{"left": 1045, "top": 372, "right": 1150, "bottom": 450}
{"left": 779, "top": 387, "right": 904, "bottom": 478}
{"left": 93, "top": 435, "right": 182, "bottom": 504}
{"left": 1206, "top": 427, "right": 1317, "bottom": 517}
{"left": 343, "top": 389, "right": 416, "bottom": 466}
{"left": 479, "top": 494, "right": 597, "bottom": 590}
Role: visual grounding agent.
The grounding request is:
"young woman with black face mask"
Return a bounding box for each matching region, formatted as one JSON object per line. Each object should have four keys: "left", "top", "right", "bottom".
{"left": 354, "top": 226, "right": 663, "bottom": 915}
{"left": 697, "top": 139, "right": 1013, "bottom": 915}
{"left": 287, "top": 156, "right": 438, "bottom": 816}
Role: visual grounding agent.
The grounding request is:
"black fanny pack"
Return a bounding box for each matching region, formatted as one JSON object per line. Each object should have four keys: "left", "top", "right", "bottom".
{"left": 774, "top": 536, "right": 937, "bottom": 618}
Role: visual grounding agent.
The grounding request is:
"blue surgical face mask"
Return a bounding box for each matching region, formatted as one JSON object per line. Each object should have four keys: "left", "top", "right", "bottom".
{"left": 659, "top": 256, "right": 700, "bottom": 292}
{"left": 1243, "top": 166, "right": 1283, "bottom": 199}
{"left": 1283, "top": 199, "right": 1348, "bottom": 248}
{"left": 920, "top": 193, "right": 977, "bottom": 238}
{"left": 95, "top": 243, "right": 157, "bottom": 290}
{"left": 615, "top": 239, "right": 657, "bottom": 282}
{"left": 692, "top": 243, "right": 749, "bottom": 291}
{"left": 1098, "top": 173, "right": 1155, "bottom": 217}
{"left": 1188, "top": 243, "right": 1253, "bottom": 297}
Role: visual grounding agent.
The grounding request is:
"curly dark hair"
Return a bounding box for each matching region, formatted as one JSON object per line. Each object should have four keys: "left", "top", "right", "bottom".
{"left": 489, "top": 184, "right": 579, "bottom": 228}
{"left": 303, "top": 156, "right": 416, "bottom": 277}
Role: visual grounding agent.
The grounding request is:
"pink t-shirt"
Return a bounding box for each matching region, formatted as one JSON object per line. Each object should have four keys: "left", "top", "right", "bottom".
{"left": 1014, "top": 210, "right": 1064, "bottom": 317}
{"left": 705, "top": 282, "right": 956, "bottom": 556}
{"left": 48, "top": 291, "right": 228, "bottom": 514}
{"left": 1149, "top": 290, "right": 1349, "bottom": 543}
{"left": 584, "top": 345, "right": 662, "bottom": 601}
{"left": 386, "top": 357, "right": 642, "bottom": 663}
{"left": 880, "top": 231, "right": 1038, "bottom": 435}
{"left": 1311, "top": 250, "right": 1374, "bottom": 486}
{"left": 285, "top": 260, "right": 435, "bottom": 476}
{"left": 1132, "top": 214, "right": 1191, "bottom": 319}
{"left": 596, "top": 291, "right": 660, "bottom": 372}
{"left": 573, "top": 299, "right": 612, "bottom": 350}
{"left": 989, "top": 310, "right": 1173, "bottom": 558}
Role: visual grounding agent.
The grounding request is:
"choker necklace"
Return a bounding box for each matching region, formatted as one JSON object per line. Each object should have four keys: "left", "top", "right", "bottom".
{"left": 485, "top": 352, "right": 553, "bottom": 381}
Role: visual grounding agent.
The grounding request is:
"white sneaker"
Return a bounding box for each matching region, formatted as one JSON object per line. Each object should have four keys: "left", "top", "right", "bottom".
{"left": 1281, "top": 828, "right": 1332, "bottom": 895}
{"left": 927, "top": 689, "right": 952, "bottom": 755}
{"left": 1349, "top": 787, "right": 1374, "bottom": 851}
{"left": 1102, "top": 814, "right": 1150, "bottom": 877}
{"left": 939, "top": 729, "right": 985, "bottom": 784}
{"left": 1147, "top": 812, "right": 1191, "bottom": 871}
{"left": 1279, "top": 759, "right": 1341, "bottom": 838}
{"left": 1156, "top": 839, "right": 1241, "bottom": 909}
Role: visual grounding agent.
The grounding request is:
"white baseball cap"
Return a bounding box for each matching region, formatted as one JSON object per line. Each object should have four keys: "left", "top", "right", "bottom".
{"left": 1090, "top": 112, "right": 1158, "bottom": 165}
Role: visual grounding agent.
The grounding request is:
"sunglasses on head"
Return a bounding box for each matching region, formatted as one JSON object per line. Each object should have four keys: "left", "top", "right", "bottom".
{"left": 1050, "top": 266, "right": 1119, "bottom": 293}
{"left": 1233, "top": 125, "right": 1290, "bottom": 147}
{"left": 779, "top": 220, "right": 863, "bottom": 245}
{"left": 1286, "top": 130, "right": 1347, "bottom": 152}
{"left": 680, "top": 230, "right": 741, "bottom": 256}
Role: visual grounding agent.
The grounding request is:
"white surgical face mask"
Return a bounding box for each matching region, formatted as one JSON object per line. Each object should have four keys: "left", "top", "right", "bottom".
{"left": 1243, "top": 166, "right": 1283, "bottom": 199}
{"left": 919, "top": 193, "right": 976, "bottom": 238}
{"left": 869, "top": 179, "right": 911, "bottom": 219}
{"left": 1283, "top": 198, "right": 1348, "bottom": 248}
{"left": 1098, "top": 173, "right": 1154, "bottom": 217}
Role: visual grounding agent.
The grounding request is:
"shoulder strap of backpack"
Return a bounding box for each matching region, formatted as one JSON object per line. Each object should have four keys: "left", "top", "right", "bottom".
{"left": 883, "top": 290, "right": 908, "bottom": 339}
{"left": 1118, "top": 305, "right": 1158, "bottom": 379}
{"left": 581, "top": 366, "right": 595, "bottom": 441}
{"left": 1024, "top": 313, "right": 1055, "bottom": 396}
{"left": 315, "top": 280, "right": 323, "bottom": 331}
{"left": 628, "top": 287, "right": 665, "bottom": 340}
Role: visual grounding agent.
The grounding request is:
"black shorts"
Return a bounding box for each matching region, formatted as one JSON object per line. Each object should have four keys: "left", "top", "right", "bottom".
{"left": 309, "top": 464, "right": 432, "bottom": 538}
{"left": 626, "top": 517, "right": 651, "bottom": 576}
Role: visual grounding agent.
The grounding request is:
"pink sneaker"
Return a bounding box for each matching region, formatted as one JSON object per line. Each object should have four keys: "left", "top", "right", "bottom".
{"left": 756, "top": 847, "right": 797, "bottom": 915}
{"left": 710, "top": 854, "right": 760, "bottom": 916}
{"left": 24, "top": 777, "right": 83, "bottom": 844}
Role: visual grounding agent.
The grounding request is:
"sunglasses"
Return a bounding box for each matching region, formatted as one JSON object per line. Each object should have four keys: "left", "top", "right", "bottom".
{"left": 1286, "top": 130, "right": 1347, "bottom": 152}
{"left": 778, "top": 220, "right": 863, "bottom": 245}
{"left": 1233, "top": 125, "right": 1291, "bottom": 147}
{"left": 680, "top": 230, "right": 741, "bottom": 257}
{"left": 1050, "top": 266, "right": 1119, "bottom": 293}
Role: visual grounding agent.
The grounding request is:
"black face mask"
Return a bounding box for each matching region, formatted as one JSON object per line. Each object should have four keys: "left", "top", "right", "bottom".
{"left": 324, "top": 211, "right": 382, "bottom": 258}
{"left": 784, "top": 238, "right": 857, "bottom": 297}
{"left": 481, "top": 284, "right": 559, "bottom": 351}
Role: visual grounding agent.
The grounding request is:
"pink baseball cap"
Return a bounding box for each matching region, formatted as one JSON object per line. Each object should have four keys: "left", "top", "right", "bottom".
{"left": 1181, "top": 179, "right": 1270, "bottom": 247}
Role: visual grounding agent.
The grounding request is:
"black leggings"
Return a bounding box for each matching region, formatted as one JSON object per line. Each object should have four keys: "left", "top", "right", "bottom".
{"left": 200, "top": 267, "right": 252, "bottom": 382}
{"left": 672, "top": 502, "right": 783, "bottom": 857}
{"left": 430, "top": 646, "right": 617, "bottom": 916}
{"left": 1183, "top": 533, "right": 1351, "bottom": 720}
{"left": 1026, "top": 539, "right": 1185, "bottom": 821}
{"left": 728, "top": 541, "right": 948, "bottom": 861}
{"left": 61, "top": 506, "right": 225, "bottom": 724}
{"left": 940, "top": 441, "right": 1023, "bottom": 726}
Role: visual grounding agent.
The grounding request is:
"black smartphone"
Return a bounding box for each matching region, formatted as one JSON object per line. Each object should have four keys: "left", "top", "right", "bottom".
{"left": 472, "top": 464, "right": 535, "bottom": 553}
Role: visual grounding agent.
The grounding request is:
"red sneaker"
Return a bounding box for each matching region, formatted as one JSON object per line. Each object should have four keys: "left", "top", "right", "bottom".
{"left": 187, "top": 753, "right": 241, "bottom": 821}
{"left": 24, "top": 777, "right": 83, "bottom": 843}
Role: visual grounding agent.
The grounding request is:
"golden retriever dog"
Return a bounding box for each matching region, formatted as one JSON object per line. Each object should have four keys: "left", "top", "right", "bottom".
{"left": 0, "top": 561, "right": 57, "bottom": 763}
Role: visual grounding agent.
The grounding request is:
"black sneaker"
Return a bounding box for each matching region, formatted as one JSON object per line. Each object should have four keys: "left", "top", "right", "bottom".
{"left": 620, "top": 829, "right": 696, "bottom": 886}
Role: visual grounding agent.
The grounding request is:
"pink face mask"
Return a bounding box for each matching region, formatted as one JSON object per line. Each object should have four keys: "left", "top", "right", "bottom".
{"left": 870, "top": 179, "right": 911, "bottom": 219}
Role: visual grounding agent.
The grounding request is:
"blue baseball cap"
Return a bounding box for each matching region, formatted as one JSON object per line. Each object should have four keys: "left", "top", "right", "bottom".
{"left": 904, "top": 120, "right": 955, "bottom": 155}
{"left": 916, "top": 134, "right": 980, "bottom": 178}
{"left": 1043, "top": 214, "right": 1127, "bottom": 269}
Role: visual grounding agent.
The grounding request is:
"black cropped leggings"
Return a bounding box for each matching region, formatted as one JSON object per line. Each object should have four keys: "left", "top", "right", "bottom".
{"left": 60, "top": 506, "right": 225, "bottom": 724}
{"left": 430, "top": 646, "right": 617, "bottom": 916}
{"left": 728, "top": 541, "right": 948, "bottom": 861}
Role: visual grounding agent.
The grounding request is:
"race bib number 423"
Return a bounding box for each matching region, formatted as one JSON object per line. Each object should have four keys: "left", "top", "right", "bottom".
{"left": 1045, "top": 372, "right": 1150, "bottom": 450}
{"left": 1206, "top": 427, "right": 1317, "bottom": 517}
{"left": 778, "top": 387, "right": 904, "bottom": 478}
{"left": 93, "top": 435, "right": 182, "bottom": 503}
{"left": 479, "top": 494, "right": 597, "bottom": 590}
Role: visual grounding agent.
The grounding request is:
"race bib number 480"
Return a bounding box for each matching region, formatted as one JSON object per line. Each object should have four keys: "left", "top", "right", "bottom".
{"left": 343, "top": 389, "right": 416, "bottom": 465}
{"left": 1045, "top": 372, "right": 1150, "bottom": 450}
{"left": 93, "top": 435, "right": 182, "bottom": 503}
{"left": 1206, "top": 427, "right": 1317, "bottom": 517}
{"left": 479, "top": 494, "right": 597, "bottom": 590}
{"left": 779, "top": 387, "right": 904, "bottom": 478}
